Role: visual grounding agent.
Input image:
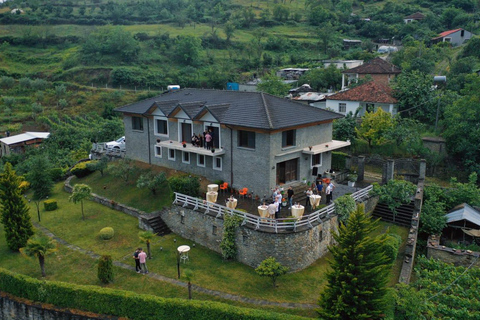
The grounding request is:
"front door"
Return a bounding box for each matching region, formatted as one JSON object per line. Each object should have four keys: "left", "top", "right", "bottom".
{"left": 181, "top": 123, "right": 192, "bottom": 142}
{"left": 276, "top": 158, "right": 298, "bottom": 185}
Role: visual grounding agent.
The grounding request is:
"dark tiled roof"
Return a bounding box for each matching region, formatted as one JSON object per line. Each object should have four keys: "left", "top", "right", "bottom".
{"left": 342, "top": 57, "right": 401, "bottom": 75}
{"left": 404, "top": 12, "right": 425, "bottom": 20}
{"left": 327, "top": 81, "right": 397, "bottom": 104}
{"left": 115, "top": 89, "right": 343, "bottom": 130}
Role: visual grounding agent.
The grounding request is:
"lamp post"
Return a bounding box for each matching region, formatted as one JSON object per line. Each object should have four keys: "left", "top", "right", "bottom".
{"left": 433, "top": 76, "right": 447, "bottom": 132}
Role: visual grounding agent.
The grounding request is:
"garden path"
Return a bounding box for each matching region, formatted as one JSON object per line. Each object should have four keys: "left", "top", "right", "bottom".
{"left": 33, "top": 222, "right": 317, "bottom": 310}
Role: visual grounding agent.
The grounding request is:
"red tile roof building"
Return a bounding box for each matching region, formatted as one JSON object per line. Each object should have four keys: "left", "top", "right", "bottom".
{"left": 341, "top": 57, "right": 401, "bottom": 90}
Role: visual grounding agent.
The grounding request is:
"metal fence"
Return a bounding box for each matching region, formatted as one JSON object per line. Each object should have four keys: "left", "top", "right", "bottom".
{"left": 173, "top": 185, "right": 373, "bottom": 233}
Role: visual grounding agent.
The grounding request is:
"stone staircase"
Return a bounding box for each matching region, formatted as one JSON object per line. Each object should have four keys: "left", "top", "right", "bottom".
{"left": 288, "top": 182, "right": 311, "bottom": 206}
{"left": 143, "top": 214, "right": 171, "bottom": 236}
{"left": 371, "top": 200, "right": 415, "bottom": 227}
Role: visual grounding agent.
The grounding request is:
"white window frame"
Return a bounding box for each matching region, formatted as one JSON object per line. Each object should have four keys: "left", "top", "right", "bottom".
{"left": 339, "top": 103, "right": 346, "bottom": 113}
{"left": 154, "top": 116, "right": 169, "bottom": 137}
{"left": 197, "top": 154, "right": 206, "bottom": 167}
{"left": 311, "top": 153, "right": 323, "bottom": 168}
{"left": 182, "top": 151, "right": 190, "bottom": 164}
{"left": 168, "top": 148, "right": 176, "bottom": 161}
{"left": 155, "top": 145, "right": 162, "bottom": 158}
{"left": 213, "top": 156, "right": 222, "bottom": 171}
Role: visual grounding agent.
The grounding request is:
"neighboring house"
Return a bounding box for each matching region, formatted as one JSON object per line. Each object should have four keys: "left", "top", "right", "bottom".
{"left": 289, "top": 84, "right": 315, "bottom": 97}
{"left": 343, "top": 39, "right": 362, "bottom": 50}
{"left": 292, "top": 92, "right": 329, "bottom": 109}
{"left": 276, "top": 68, "right": 309, "bottom": 80}
{"left": 444, "top": 203, "right": 480, "bottom": 242}
{"left": 322, "top": 60, "right": 364, "bottom": 70}
{"left": 341, "top": 57, "right": 401, "bottom": 90}
{"left": 0, "top": 132, "right": 50, "bottom": 157}
{"left": 403, "top": 12, "right": 425, "bottom": 24}
{"left": 325, "top": 81, "right": 398, "bottom": 116}
{"left": 115, "top": 89, "right": 348, "bottom": 196}
{"left": 431, "top": 28, "right": 473, "bottom": 47}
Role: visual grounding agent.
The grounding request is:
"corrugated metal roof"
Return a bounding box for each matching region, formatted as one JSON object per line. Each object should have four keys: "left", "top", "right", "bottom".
{"left": 446, "top": 203, "right": 480, "bottom": 227}
{"left": 115, "top": 89, "right": 343, "bottom": 130}
{"left": 0, "top": 132, "right": 50, "bottom": 145}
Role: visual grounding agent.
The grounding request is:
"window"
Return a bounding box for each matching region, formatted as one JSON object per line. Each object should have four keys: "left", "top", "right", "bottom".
{"left": 339, "top": 103, "right": 346, "bottom": 113}
{"left": 312, "top": 153, "right": 322, "bottom": 167}
{"left": 212, "top": 225, "right": 217, "bottom": 235}
{"left": 168, "top": 148, "right": 175, "bottom": 161}
{"left": 197, "top": 154, "right": 205, "bottom": 167}
{"left": 132, "top": 116, "right": 143, "bottom": 131}
{"left": 213, "top": 157, "right": 222, "bottom": 171}
{"left": 155, "top": 118, "right": 168, "bottom": 136}
{"left": 366, "top": 103, "right": 375, "bottom": 113}
{"left": 155, "top": 146, "right": 162, "bottom": 158}
{"left": 238, "top": 130, "right": 255, "bottom": 149}
{"left": 282, "top": 129, "right": 296, "bottom": 148}
{"left": 182, "top": 151, "right": 190, "bottom": 164}
{"left": 461, "top": 30, "right": 465, "bottom": 37}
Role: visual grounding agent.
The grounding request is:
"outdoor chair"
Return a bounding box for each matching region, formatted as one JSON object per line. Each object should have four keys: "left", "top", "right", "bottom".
{"left": 239, "top": 187, "right": 248, "bottom": 199}
{"left": 220, "top": 182, "right": 228, "bottom": 194}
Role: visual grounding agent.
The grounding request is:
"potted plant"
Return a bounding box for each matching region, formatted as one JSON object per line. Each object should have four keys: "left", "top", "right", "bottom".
{"left": 347, "top": 173, "right": 358, "bottom": 187}
{"left": 182, "top": 141, "right": 187, "bottom": 148}
{"left": 156, "top": 138, "right": 161, "bottom": 143}
{"left": 302, "top": 177, "right": 307, "bottom": 184}
{"left": 211, "top": 148, "right": 215, "bottom": 153}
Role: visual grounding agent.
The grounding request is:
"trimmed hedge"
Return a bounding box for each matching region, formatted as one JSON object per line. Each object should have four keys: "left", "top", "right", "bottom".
{"left": 331, "top": 152, "right": 348, "bottom": 171}
{"left": 0, "top": 268, "right": 307, "bottom": 320}
{"left": 70, "top": 161, "right": 95, "bottom": 178}
{"left": 44, "top": 199, "right": 58, "bottom": 211}
{"left": 99, "top": 227, "right": 114, "bottom": 240}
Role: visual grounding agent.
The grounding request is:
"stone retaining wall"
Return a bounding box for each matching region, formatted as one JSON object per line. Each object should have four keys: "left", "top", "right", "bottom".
{"left": 0, "top": 292, "right": 116, "bottom": 320}
{"left": 427, "top": 235, "right": 480, "bottom": 267}
{"left": 163, "top": 205, "right": 339, "bottom": 272}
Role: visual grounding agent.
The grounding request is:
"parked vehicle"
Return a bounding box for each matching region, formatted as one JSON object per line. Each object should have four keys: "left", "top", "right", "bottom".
{"left": 106, "top": 136, "right": 125, "bottom": 150}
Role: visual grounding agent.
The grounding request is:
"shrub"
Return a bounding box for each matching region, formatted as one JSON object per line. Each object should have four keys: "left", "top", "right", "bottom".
{"left": 49, "top": 167, "right": 64, "bottom": 181}
{"left": 0, "top": 76, "right": 15, "bottom": 89}
{"left": 168, "top": 175, "right": 200, "bottom": 197}
{"left": 44, "top": 199, "right": 58, "bottom": 211}
{"left": 255, "top": 257, "right": 289, "bottom": 288}
{"left": 70, "top": 161, "right": 95, "bottom": 178}
{"left": 378, "top": 233, "right": 401, "bottom": 265}
{"left": 334, "top": 195, "right": 356, "bottom": 223}
{"left": 98, "top": 255, "right": 114, "bottom": 284}
{"left": 99, "top": 227, "right": 114, "bottom": 240}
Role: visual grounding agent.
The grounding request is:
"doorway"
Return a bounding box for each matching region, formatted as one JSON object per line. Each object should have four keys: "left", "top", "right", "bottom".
{"left": 276, "top": 158, "right": 298, "bottom": 185}
{"left": 181, "top": 123, "right": 192, "bottom": 142}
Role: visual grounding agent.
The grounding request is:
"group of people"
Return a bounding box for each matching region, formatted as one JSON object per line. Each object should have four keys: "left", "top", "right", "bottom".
{"left": 133, "top": 248, "right": 148, "bottom": 274}
{"left": 266, "top": 186, "right": 296, "bottom": 219}
{"left": 305, "top": 179, "right": 335, "bottom": 208}
{"left": 191, "top": 128, "right": 214, "bottom": 150}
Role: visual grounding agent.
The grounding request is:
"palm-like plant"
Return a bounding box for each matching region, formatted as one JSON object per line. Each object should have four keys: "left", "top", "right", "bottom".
{"left": 138, "top": 230, "right": 156, "bottom": 259}
{"left": 20, "top": 235, "right": 57, "bottom": 277}
{"left": 69, "top": 184, "right": 92, "bottom": 220}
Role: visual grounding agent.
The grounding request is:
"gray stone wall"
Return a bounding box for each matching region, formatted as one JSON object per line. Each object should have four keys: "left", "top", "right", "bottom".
{"left": 427, "top": 235, "right": 480, "bottom": 268}
{"left": 0, "top": 292, "right": 114, "bottom": 320}
{"left": 124, "top": 116, "right": 150, "bottom": 164}
{"left": 162, "top": 205, "right": 339, "bottom": 272}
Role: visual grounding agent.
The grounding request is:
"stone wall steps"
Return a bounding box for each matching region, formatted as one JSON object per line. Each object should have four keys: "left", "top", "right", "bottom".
{"left": 144, "top": 214, "right": 171, "bottom": 236}
{"left": 371, "top": 200, "right": 415, "bottom": 227}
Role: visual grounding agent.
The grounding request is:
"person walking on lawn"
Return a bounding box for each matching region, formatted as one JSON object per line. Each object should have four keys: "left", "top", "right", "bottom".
{"left": 133, "top": 248, "right": 141, "bottom": 273}
{"left": 138, "top": 248, "right": 148, "bottom": 274}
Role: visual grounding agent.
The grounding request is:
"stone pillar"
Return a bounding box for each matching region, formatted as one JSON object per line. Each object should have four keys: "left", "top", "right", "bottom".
{"left": 385, "top": 159, "right": 395, "bottom": 183}
{"left": 357, "top": 156, "right": 365, "bottom": 182}
{"left": 419, "top": 159, "right": 426, "bottom": 181}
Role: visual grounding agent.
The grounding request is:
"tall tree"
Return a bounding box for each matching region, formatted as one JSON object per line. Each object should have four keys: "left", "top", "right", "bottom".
{"left": 318, "top": 204, "right": 390, "bottom": 319}
{"left": 0, "top": 163, "right": 34, "bottom": 251}
{"left": 26, "top": 155, "right": 54, "bottom": 222}
{"left": 20, "top": 235, "right": 57, "bottom": 277}
{"left": 69, "top": 184, "right": 92, "bottom": 220}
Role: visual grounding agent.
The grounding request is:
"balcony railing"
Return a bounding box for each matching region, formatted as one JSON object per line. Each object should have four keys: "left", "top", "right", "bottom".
{"left": 173, "top": 185, "right": 373, "bottom": 233}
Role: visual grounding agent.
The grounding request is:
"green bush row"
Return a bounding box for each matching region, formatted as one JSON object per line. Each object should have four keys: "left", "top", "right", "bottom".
{"left": 331, "top": 152, "right": 348, "bottom": 171}
{"left": 44, "top": 199, "right": 58, "bottom": 211}
{"left": 70, "top": 161, "right": 96, "bottom": 178}
{"left": 0, "top": 268, "right": 305, "bottom": 320}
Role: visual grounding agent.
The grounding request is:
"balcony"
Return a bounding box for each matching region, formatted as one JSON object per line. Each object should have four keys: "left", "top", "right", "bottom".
{"left": 156, "top": 140, "right": 225, "bottom": 156}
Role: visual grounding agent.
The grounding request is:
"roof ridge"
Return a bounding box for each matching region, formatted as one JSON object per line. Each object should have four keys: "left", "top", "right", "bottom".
{"left": 261, "top": 93, "right": 274, "bottom": 129}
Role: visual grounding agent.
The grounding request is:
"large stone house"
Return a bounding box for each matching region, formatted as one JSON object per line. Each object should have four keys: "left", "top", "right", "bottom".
{"left": 341, "top": 57, "right": 401, "bottom": 90}
{"left": 115, "top": 89, "right": 348, "bottom": 196}
{"left": 326, "top": 81, "right": 398, "bottom": 116}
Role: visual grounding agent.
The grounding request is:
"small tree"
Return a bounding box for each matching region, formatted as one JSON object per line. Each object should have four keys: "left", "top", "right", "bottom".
{"left": 333, "top": 194, "right": 356, "bottom": 223}
{"left": 0, "top": 163, "right": 34, "bottom": 251}
{"left": 26, "top": 156, "right": 54, "bottom": 222}
{"left": 355, "top": 108, "right": 394, "bottom": 149}
{"left": 69, "top": 184, "right": 92, "bottom": 220}
{"left": 98, "top": 255, "right": 114, "bottom": 284}
{"left": 108, "top": 158, "right": 136, "bottom": 182}
{"left": 184, "top": 268, "right": 194, "bottom": 299}
{"left": 220, "top": 213, "right": 242, "bottom": 260}
{"left": 20, "top": 235, "right": 57, "bottom": 277}
{"left": 371, "top": 179, "right": 417, "bottom": 215}
{"left": 139, "top": 230, "right": 156, "bottom": 259}
{"left": 255, "top": 257, "right": 289, "bottom": 288}
{"left": 136, "top": 171, "right": 167, "bottom": 195}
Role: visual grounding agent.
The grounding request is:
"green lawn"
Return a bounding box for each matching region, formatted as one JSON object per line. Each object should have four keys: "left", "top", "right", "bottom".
{"left": 0, "top": 166, "right": 408, "bottom": 318}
